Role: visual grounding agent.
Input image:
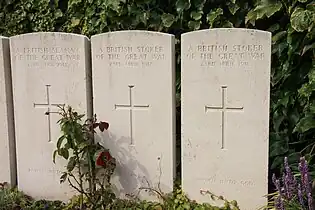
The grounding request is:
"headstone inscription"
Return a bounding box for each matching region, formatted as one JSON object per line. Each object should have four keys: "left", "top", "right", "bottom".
{"left": 91, "top": 31, "right": 176, "bottom": 201}
{"left": 181, "top": 28, "right": 271, "bottom": 210}
{"left": 0, "top": 36, "right": 17, "bottom": 186}
{"left": 10, "top": 32, "right": 92, "bottom": 201}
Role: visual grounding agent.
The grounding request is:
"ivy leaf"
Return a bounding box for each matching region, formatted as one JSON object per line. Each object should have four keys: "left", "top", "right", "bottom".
{"left": 161, "top": 13, "right": 175, "bottom": 28}
{"left": 246, "top": 1, "right": 282, "bottom": 24}
{"left": 107, "top": 0, "right": 124, "bottom": 12}
{"left": 192, "top": 0, "right": 206, "bottom": 10}
{"left": 190, "top": 11, "right": 203, "bottom": 21}
{"left": 267, "top": 23, "right": 280, "bottom": 32}
{"left": 188, "top": 20, "right": 200, "bottom": 30}
{"left": 306, "top": 3, "right": 315, "bottom": 12}
{"left": 245, "top": 10, "right": 257, "bottom": 25}
{"left": 175, "top": 0, "right": 191, "bottom": 14}
{"left": 206, "top": 8, "right": 223, "bottom": 28}
{"left": 302, "top": 43, "right": 315, "bottom": 55}
{"left": 294, "top": 114, "right": 315, "bottom": 133}
{"left": 55, "top": 9, "right": 63, "bottom": 18}
{"left": 221, "top": 20, "right": 233, "bottom": 28}
{"left": 290, "top": 7, "right": 314, "bottom": 32}
{"left": 270, "top": 141, "right": 288, "bottom": 158}
{"left": 272, "top": 31, "right": 287, "bottom": 44}
{"left": 227, "top": 2, "right": 240, "bottom": 15}
{"left": 68, "top": 0, "right": 82, "bottom": 8}
{"left": 256, "top": 2, "right": 282, "bottom": 19}
{"left": 71, "top": 17, "right": 80, "bottom": 27}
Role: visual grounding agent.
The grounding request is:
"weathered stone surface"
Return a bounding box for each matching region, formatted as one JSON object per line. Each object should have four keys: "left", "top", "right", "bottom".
{"left": 10, "top": 32, "right": 92, "bottom": 201}
{"left": 91, "top": 31, "right": 176, "bottom": 201}
{"left": 0, "top": 36, "right": 17, "bottom": 187}
{"left": 181, "top": 28, "right": 271, "bottom": 210}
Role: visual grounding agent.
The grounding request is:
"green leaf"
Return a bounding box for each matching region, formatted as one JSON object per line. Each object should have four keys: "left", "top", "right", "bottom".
{"left": 227, "top": 2, "right": 240, "bottom": 15}
{"left": 272, "top": 31, "right": 287, "bottom": 44}
{"left": 246, "top": 1, "right": 282, "bottom": 24}
{"left": 298, "top": 0, "right": 308, "bottom": 2}
{"left": 67, "top": 157, "right": 76, "bottom": 172}
{"left": 53, "top": 150, "right": 57, "bottom": 164}
{"left": 60, "top": 172, "right": 67, "bottom": 184}
{"left": 60, "top": 148, "right": 69, "bottom": 160}
{"left": 271, "top": 156, "right": 285, "bottom": 169}
{"left": 68, "top": 0, "right": 82, "bottom": 8}
{"left": 175, "top": 0, "right": 191, "bottom": 14}
{"left": 222, "top": 20, "right": 233, "bottom": 28}
{"left": 294, "top": 114, "right": 315, "bottom": 132}
{"left": 302, "top": 43, "right": 315, "bottom": 55}
{"left": 256, "top": 2, "right": 282, "bottom": 19}
{"left": 306, "top": 3, "right": 315, "bottom": 12}
{"left": 267, "top": 23, "right": 280, "bottom": 32}
{"left": 270, "top": 141, "right": 288, "bottom": 157}
{"left": 190, "top": 11, "right": 203, "bottom": 20}
{"left": 255, "top": 2, "right": 282, "bottom": 19}
{"left": 290, "top": 7, "right": 314, "bottom": 32}
{"left": 161, "top": 13, "right": 175, "bottom": 28}
{"left": 245, "top": 10, "right": 257, "bottom": 25}
{"left": 206, "top": 8, "right": 223, "bottom": 28}
{"left": 192, "top": 0, "right": 206, "bottom": 10}
{"left": 71, "top": 17, "right": 81, "bottom": 27}
{"left": 55, "top": 9, "right": 63, "bottom": 18}
{"left": 188, "top": 20, "right": 200, "bottom": 30}
{"left": 57, "top": 136, "right": 65, "bottom": 150}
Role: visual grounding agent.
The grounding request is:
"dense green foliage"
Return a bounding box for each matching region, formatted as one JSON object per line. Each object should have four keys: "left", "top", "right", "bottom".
{"left": 0, "top": 183, "right": 241, "bottom": 209}
{"left": 0, "top": 0, "right": 314, "bottom": 192}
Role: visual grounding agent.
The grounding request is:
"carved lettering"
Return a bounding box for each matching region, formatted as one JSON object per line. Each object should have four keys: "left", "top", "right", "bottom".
{"left": 28, "top": 168, "right": 63, "bottom": 174}
{"left": 200, "top": 175, "right": 255, "bottom": 187}
{"left": 95, "top": 45, "right": 166, "bottom": 68}
{"left": 186, "top": 44, "right": 265, "bottom": 67}
{"left": 12, "top": 46, "right": 81, "bottom": 68}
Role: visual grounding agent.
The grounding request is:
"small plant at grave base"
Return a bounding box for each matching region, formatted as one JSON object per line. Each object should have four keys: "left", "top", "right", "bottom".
{"left": 53, "top": 105, "right": 117, "bottom": 209}
{"left": 0, "top": 182, "right": 65, "bottom": 210}
{"left": 266, "top": 156, "right": 314, "bottom": 210}
{"left": 50, "top": 105, "right": 241, "bottom": 210}
{"left": 159, "top": 181, "right": 240, "bottom": 210}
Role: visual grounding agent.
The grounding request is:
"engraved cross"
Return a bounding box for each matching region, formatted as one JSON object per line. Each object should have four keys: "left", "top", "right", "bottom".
{"left": 115, "top": 85, "right": 149, "bottom": 146}
{"left": 205, "top": 86, "right": 243, "bottom": 149}
{"left": 34, "top": 85, "right": 64, "bottom": 142}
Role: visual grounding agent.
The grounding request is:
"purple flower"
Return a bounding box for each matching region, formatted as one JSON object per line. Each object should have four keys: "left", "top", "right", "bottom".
{"left": 299, "top": 157, "right": 309, "bottom": 192}
{"left": 308, "top": 192, "right": 313, "bottom": 210}
{"left": 275, "top": 196, "right": 285, "bottom": 210}
{"left": 298, "top": 183, "right": 304, "bottom": 208}
{"left": 283, "top": 157, "right": 297, "bottom": 199}
{"left": 273, "top": 156, "right": 314, "bottom": 210}
{"left": 304, "top": 173, "right": 311, "bottom": 195}
{"left": 273, "top": 174, "right": 282, "bottom": 196}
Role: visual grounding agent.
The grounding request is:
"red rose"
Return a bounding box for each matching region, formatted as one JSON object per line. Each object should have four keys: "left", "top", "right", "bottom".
{"left": 96, "top": 151, "right": 112, "bottom": 167}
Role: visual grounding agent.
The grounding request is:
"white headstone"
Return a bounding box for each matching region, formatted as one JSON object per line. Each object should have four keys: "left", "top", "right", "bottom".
{"left": 91, "top": 31, "right": 176, "bottom": 200}
{"left": 10, "top": 32, "right": 92, "bottom": 201}
{"left": 181, "top": 29, "right": 271, "bottom": 210}
{"left": 0, "top": 36, "right": 17, "bottom": 186}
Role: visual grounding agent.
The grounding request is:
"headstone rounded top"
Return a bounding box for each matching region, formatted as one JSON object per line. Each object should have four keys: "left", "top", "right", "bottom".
{"left": 10, "top": 32, "right": 89, "bottom": 40}
{"left": 91, "top": 30, "right": 174, "bottom": 39}
{"left": 182, "top": 28, "right": 271, "bottom": 38}
{"left": 0, "top": 36, "right": 8, "bottom": 39}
